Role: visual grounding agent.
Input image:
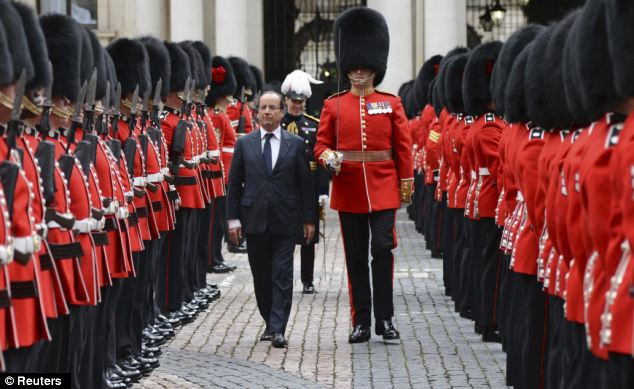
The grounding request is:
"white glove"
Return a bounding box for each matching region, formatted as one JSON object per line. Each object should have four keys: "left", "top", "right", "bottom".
{"left": 318, "top": 195, "right": 329, "bottom": 207}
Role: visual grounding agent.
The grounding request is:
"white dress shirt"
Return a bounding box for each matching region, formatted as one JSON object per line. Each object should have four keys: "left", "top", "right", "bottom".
{"left": 228, "top": 126, "right": 282, "bottom": 230}
{"left": 261, "top": 126, "right": 281, "bottom": 171}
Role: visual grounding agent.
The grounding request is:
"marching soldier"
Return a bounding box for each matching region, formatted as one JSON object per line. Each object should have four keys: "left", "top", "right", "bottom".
{"left": 315, "top": 7, "right": 413, "bottom": 343}
{"left": 280, "top": 70, "right": 328, "bottom": 294}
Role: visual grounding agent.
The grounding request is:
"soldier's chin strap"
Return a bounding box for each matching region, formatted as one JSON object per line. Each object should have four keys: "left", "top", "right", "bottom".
{"left": 347, "top": 72, "right": 375, "bottom": 85}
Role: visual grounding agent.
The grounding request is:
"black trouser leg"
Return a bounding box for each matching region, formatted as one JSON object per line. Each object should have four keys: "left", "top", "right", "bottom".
{"left": 116, "top": 253, "right": 140, "bottom": 360}
{"left": 606, "top": 352, "right": 634, "bottom": 389}
{"left": 156, "top": 234, "right": 169, "bottom": 314}
{"left": 469, "top": 219, "right": 485, "bottom": 327}
{"left": 506, "top": 270, "right": 521, "bottom": 386}
{"left": 143, "top": 239, "right": 158, "bottom": 328}
{"left": 423, "top": 184, "right": 436, "bottom": 246}
{"left": 450, "top": 211, "right": 465, "bottom": 307}
{"left": 458, "top": 219, "right": 473, "bottom": 313}
{"left": 78, "top": 305, "right": 98, "bottom": 389}
{"left": 369, "top": 210, "right": 397, "bottom": 321}
{"left": 246, "top": 233, "right": 273, "bottom": 328}
{"left": 153, "top": 233, "right": 166, "bottom": 320}
{"left": 105, "top": 279, "right": 124, "bottom": 369}
{"left": 68, "top": 304, "right": 85, "bottom": 389}
{"left": 165, "top": 208, "right": 191, "bottom": 311}
{"left": 129, "top": 249, "right": 146, "bottom": 357}
{"left": 441, "top": 205, "right": 455, "bottom": 293}
{"left": 268, "top": 234, "right": 296, "bottom": 334}
{"left": 430, "top": 195, "right": 445, "bottom": 255}
{"left": 197, "top": 202, "right": 214, "bottom": 289}
{"left": 211, "top": 197, "right": 226, "bottom": 266}
{"left": 93, "top": 285, "right": 113, "bottom": 388}
{"left": 496, "top": 254, "right": 511, "bottom": 339}
{"left": 516, "top": 274, "right": 547, "bottom": 389}
{"left": 545, "top": 296, "right": 564, "bottom": 389}
{"left": 37, "top": 316, "right": 65, "bottom": 372}
{"left": 184, "top": 210, "right": 200, "bottom": 302}
{"left": 479, "top": 218, "right": 503, "bottom": 329}
{"left": 300, "top": 243, "right": 315, "bottom": 285}
{"left": 339, "top": 211, "right": 371, "bottom": 327}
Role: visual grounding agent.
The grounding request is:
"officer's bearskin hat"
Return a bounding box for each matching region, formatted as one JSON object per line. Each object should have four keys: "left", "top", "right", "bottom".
{"left": 11, "top": 1, "right": 50, "bottom": 90}
{"left": 463, "top": 40, "right": 502, "bottom": 117}
{"left": 544, "top": 10, "right": 580, "bottom": 129}
{"left": 606, "top": 0, "right": 634, "bottom": 98}
{"left": 0, "top": 21, "right": 13, "bottom": 86}
{"left": 85, "top": 28, "right": 107, "bottom": 101}
{"left": 250, "top": 65, "right": 263, "bottom": 96}
{"left": 192, "top": 41, "right": 212, "bottom": 88}
{"left": 445, "top": 53, "right": 469, "bottom": 114}
{"left": 179, "top": 42, "right": 205, "bottom": 93}
{"left": 228, "top": 56, "right": 256, "bottom": 97}
{"left": 433, "top": 47, "right": 468, "bottom": 116}
{"left": 39, "top": 14, "right": 82, "bottom": 101}
{"left": 491, "top": 24, "right": 544, "bottom": 117}
{"left": 413, "top": 55, "right": 443, "bottom": 112}
{"left": 164, "top": 41, "right": 190, "bottom": 93}
{"left": 0, "top": 0, "right": 33, "bottom": 83}
{"left": 103, "top": 51, "right": 118, "bottom": 108}
{"left": 574, "top": 0, "right": 620, "bottom": 123}
{"left": 79, "top": 28, "right": 94, "bottom": 85}
{"left": 206, "top": 56, "right": 237, "bottom": 105}
{"left": 334, "top": 7, "right": 389, "bottom": 86}
{"left": 107, "top": 38, "right": 150, "bottom": 99}
{"left": 525, "top": 26, "right": 556, "bottom": 129}
{"left": 504, "top": 42, "right": 532, "bottom": 123}
{"left": 138, "top": 36, "right": 171, "bottom": 99}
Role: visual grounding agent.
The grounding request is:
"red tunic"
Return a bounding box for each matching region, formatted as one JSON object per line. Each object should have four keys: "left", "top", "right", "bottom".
{"left": 472, "top": 113, "right": 504, "bottom": 219}
{"left": 315, "top": 90, "right": 413, "bottom": 213}
{"left": 226, "top": 100, "right": 254, "bottom": 134}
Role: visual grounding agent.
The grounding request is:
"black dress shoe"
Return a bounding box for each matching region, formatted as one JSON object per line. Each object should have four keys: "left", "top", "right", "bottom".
{"left": 136, "top": 355, "right": 160, "bottom": 369}
{"left": 113, "top": 363, "right": 142, "bottom": 382}
{"left": 375, "top": 319, "right": 400, "bottom": 340}
{"left": 120, "top": 355, "right": 141, "bottom": 369}
{"left": 142, "top": 344, "right": 162, "bottom": 356}
{"left": 431, "top": 249, "right": 443, "bottom": 259}
{"left": 210, "top": 263, "right": 233, "bottom": 273}
{"left": 228, "top": 241, "right": 247, "bottom": 253}
{"left": 271, "top": 333, "right": 287, "bottom": 348}
{"left": 348, "top": 324, "right": 371, "bottom": 343}
{"left": 105, "top": 376, "right": 127, "bottom": 389}
{"left": 105, "top": 368, "right": 132, "bottom": 388}
{"left": 302, "top": 283, "right": 315, "bottom": 294}
{"left": 482, "top": 327, "right": 502, "bottom": 343}
{"left": 260, "top": 329, "right": 272, "bottom": 341}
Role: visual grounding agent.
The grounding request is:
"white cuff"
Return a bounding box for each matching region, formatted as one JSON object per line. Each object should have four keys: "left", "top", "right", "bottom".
{"left": 479, "top": 167, "right": 491, "bottom": 176}
{"left": 132, "top": 177, "right": 146, "bottom": 187}
{"left": 222, "top": 147, "right": 235, "bottom": 153}
{"left": 13, "top": 236, "right": 35, "bottom": 254}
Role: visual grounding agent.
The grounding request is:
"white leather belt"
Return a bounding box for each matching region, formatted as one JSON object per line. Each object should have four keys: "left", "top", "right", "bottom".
{"left": 179, "top": 159, "right": 198, "bottom": 167}
{"left": 471, "top": 170, "right": 477, "bottom": 180}
{"left": 13, "top": 235, "right": 36, "bottom": 254}
{"left": 479, "top": 167, "right": 490, "bottom": 176}
{"left": 146, "top": 173, "right": 164, "bottom": 183}
{"left": 222, "top": 147, "right": 234, "bottom": 153}
{"left": 103, "top": 200, "right": 119, "bottom": 215}
{"left": 0, "top": 244, "right": 13, "bottom": 264}
{"left": 207, "top": 150, "right": 220, "bottom": 158}
{"left": 132, "top": 177, "right": 146, "bottom": 187}
{"left": 517, "top": 191, "right": 525, "bottom": 202}
{"left": 117, "top": 207, "right": 129, "bottom": 220}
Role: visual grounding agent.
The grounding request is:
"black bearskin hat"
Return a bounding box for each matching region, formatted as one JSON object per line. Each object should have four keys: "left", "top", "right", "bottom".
{"left": 428, "top": 78, "right": 438, "bottom": 115}
{"left": 103, "top": 51, "right": 118, "bottom": 108}
{"left": 179, "top": 41, "right": 204, "bottom": 90}
{"left": 0, "top": 20, "right": 12, "bottom": 86}
{"left": 463, "top": 41, "right": 502, "bottom": 117}
{"left": 11, "top": 1, "right": 50, "bottom": 90}
{"left": 106, "top": 38, "right": 150, "bottom": 98}
{"left": 192, "top": 41, "right": 212, "bottom": 87}
{"left": 250, "top": 65, "right": 263, "bottom": 96}
{"left": 544, "top": 10, "right": 580, "bottom": 129}
{"left": 525, "top": 26, "right": 556, "bottom": 128}
{"left": 85, "top": 28, "right": 107, "bottom": 101}
{"left": 164, "top": 41, "right": 190, "bottom": 93}
{"left": 138, "top": 36, "right": 171, "bottom": 98}
{"left": 398, "top": 80, "right": 414, "bottom": 100}
{"left": 0, "top": 0, "right": 33, "bottom": 82}
{"left": 445, "top": 53, "right": 469, "bottom": 114}
{"left": 206, "top": 56, "right": 237, "bottom": 105}
{"left": 562, "top": 15, "right": 589, "bottom": 126}
{"left": 79, "top": 28, "right": 94, "bottom": 85}
{"left": 413, "top": 55, "right": 443, "bottom": 111}
{"left": 403, "top": 87, "right": 416, "bottom": 119}
{"left": 228, "top": 56, "right": 255, "bottom": 97}
{"left": 504, "top": 42, "right": 532, "bottom": 123}
{"left": 606, "top": 0, "right": 634, "bottom": 98}
{"left": 334, "top": 7, "right": 389, "bottom": 86}
{"left": 39, "top": 14, "right": 82, "bottom": 101}
{"left": 574, "top": 0, "right": 620, "bottom": 123}
{"left": 491, "top": 24, "right": 544, "bottom": 117}
{"left": 433, "top": 47, "right": 469, "bottom": 116}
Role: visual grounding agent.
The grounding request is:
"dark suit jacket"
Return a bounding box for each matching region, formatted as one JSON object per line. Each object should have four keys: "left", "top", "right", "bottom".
{"left": 226, "top": 128, "right": 316, "bottom": 236}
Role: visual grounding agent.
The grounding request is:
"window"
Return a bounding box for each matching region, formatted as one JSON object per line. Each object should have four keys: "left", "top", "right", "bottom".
{"left": 37, "top": 0, "right": 97, "bottom": 27}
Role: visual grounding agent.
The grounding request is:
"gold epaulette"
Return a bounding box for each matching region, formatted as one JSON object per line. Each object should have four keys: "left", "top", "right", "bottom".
{"left": 326, "top": 90, "right": 348, "bottom": 100}
{"left": 304, "top": 113, "right": 320, "bottom": 123}
{"left": 375, "top": 90, "right": 397, "bottom": 97}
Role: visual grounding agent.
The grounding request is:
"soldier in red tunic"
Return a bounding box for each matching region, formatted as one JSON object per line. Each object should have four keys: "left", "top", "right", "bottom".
{"left": 315, "top": 7, "right": 413, "bottom": 343}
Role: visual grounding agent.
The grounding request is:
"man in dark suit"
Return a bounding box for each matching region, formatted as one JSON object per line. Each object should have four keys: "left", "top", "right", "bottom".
{"left": 226, "top": 91, "right": 316, "bottom": 348}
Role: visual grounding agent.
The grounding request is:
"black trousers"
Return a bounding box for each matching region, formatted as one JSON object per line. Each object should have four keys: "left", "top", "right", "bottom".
{"left": 116, "top": 252, "right": 141, "bottom": 359}
{"left": 246, "top": 231, "right": 296, "bottom": 334}
{"left": 505, "top": 269, "right": 523, "bottom": 387}
{"left": 105, "top": 279, "right": 124, "bottom": 369}
{"left": 450, "top": 211, "right": 465, "bottom": 309}
{"left": 606, "top": 352, "right": 634, "bottom": 389}
{"left": 142, "top": 238, "right": 160, "bottom": 329}
{"left": 422, "top": 184, "right": 436, "bottom": 245}
{"left": 94, "top": 285, "right": 117, "bottom": 388}
{"left": 185, "top": 209, "right": 201, "bottom": 302}
{"left": 78, "top": 305, "right": 98, "bottom": 389}
{"left": 196, "top": 202, "right": 214, "bottom": 289}
{"left": 3, "top": 341, "right": 37, "bottom": 373}
{"left": 516, "top": 273, "right": 547, "bottom": 389}
{"left": 164, "top": 207, "right": 193, "bottom": 311}
{"left": 562, "top": 320, "right": 601, "bottom": 389}
{"left": 300, "top": 243, "right": 315, "bottom": 285}
{"left": 430, "top": 194, "right": 445, "bottom": 254}
{"left": 211, "top": 196, "right": 226, "bottom": 266}
{"left": 68, "top": 304, "right": 90, "bottom": 389}
{"left": 152, "top": 233, "right": 167, "bottom": 322}
{"left": 458, "top": 219, "right": 475, "bottom": 314}
{"left": 339, "top": 209, "right": 396, "bottom": 327}
{"left": 545, "top": 295, "right": 564, "bottom": 389}
{"left": 478, "top": 218, "right": 503, "bottom": 329}
{"left": 37, "top": 315, "right": 69, "bottom": 373}
{"left": 468, "top": 219, "right": 485, "bottom": 326}
{"left": 496, "top": 254, "right": 512, "bottom": 339}
{"left": 441, "top": 206, "right": 458, "bottom": 293}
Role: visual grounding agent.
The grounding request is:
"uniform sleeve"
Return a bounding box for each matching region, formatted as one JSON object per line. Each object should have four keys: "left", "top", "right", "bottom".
{"left": 221, "top": 116, "right": 236, "bottom": 184}
{"left": 391, "top": 98, "right": 413, "bottom": 180}
{"left": 225, "top": 137, "right": 245, "bottom": 221}
{"left": 315, "top": 99, "right": 336, "bottom": 164}
{"left": 479, "top": 122, "right": 503, "bottom": 191}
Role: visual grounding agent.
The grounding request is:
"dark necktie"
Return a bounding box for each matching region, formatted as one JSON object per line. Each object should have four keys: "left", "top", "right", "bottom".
{"left": 263, "top": 132, "right": 274, "bottom": 175}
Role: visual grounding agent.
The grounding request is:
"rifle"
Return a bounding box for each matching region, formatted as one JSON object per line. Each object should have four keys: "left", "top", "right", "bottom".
{"left": 237, "top": 86, "right": 246, "bottom": 133}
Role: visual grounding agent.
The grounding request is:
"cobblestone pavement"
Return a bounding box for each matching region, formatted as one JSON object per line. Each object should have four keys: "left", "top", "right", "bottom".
{"left": 139, "top": 208, "right": 508, "bottom": 388}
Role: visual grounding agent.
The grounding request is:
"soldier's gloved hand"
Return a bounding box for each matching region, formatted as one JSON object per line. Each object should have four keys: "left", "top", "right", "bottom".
{"left": 320, "top": 149, "right": 343, "bottom": 175}
{"left": 318, "top": 195, "right": 329, "bottom": 208}
{"left": 399, "top": 179, "right": 414, "bottom": 204}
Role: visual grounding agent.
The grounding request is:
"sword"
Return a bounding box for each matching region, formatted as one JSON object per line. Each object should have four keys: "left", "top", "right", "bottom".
{"left": 83, "top": 69, "right": 97, "bottom": 134}
{"left": 5, "top": 69, "right": 27, "bottom": 156}
{"left": 65, "top": 80, "right": 88, "bottom": 153}
{"left": 97, "top": 80, "right": 111, "bottom": 136}
{"left": 39, "top": 61, "right": 54, "bottom": 136}
{"left": 150, "top": 78, "right": 162, "bottom": 126}
{"left": 128, "top": 85, "right": 139, "bottom": 139}
{"left": 180, "top": 77, "right": 191, "bottom": 118}
{"left": 140, "top": 89, "right": 150, "bottom": 132}
{"left": 112, "top": 83, "right": 121, "bottom": 135}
